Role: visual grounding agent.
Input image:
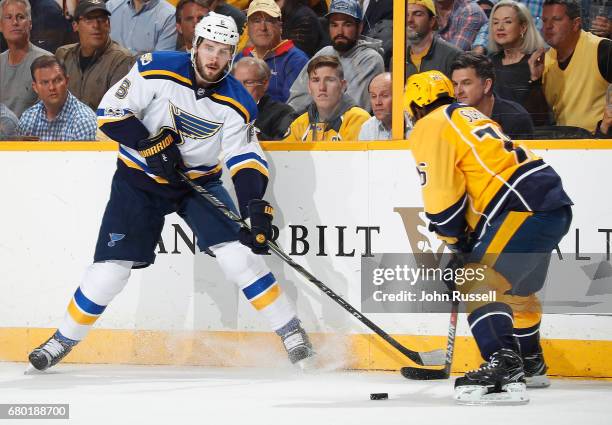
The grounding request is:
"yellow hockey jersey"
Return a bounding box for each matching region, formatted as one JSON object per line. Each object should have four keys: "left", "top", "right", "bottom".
{"left": 283, "top": 97, "right": 370, "bottom": 142}
{"left": 409, "top": 103, "right": 572, "bottom": 240}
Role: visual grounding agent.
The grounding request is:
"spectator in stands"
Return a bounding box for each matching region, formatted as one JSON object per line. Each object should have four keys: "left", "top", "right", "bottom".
{"left": 436, "top": 0, "right": 488, "bottom": 50}
{"left": 29, "top": 0, "right": 75, "bottom": 53}
{"left": 106, "top": 0, "right": 177, "bottom": 56}
{"left": 284, "top": 55, "right": 370, "bottom": 141}
{"left": 235, "top": 0, "right": 308, "bottom": 103}
{"left": 477, "top": 0, "right": 495, "bottom": 17}
{"left": 0, "top": 103, "right": 19, "bottom": 138}
{"left": 361, "top": 0, "right": 393, "bottom": 67}
{"left": 405, "top": 0, "right": 462, "bottom": 79}
{"left": 529, "top": 0, "right": 612, "bottom": 132}
{"left": 0, "top": 0, "right": 51, "bottom": 117}
{"left": 287, "top": 0, "right": 384, "bottom": 114}
{"left": 451, "top": 52, "right": 535, "bottom": 138}
{"left": 175, "top": 0, "right": 213, "bottom": 51}
{"left": 55, "top": 0, "right": 134, "bottom": 111}
{"left": 595, "top": 106, "right": 612, "bottom": 137}
{"left": 358, "top": 72, "right": 413, "bottom": 140}
{"left": 18, "top": 55, "right": 97, "bottom": 140}
{"left": 233, "top": 57, "right": 298, "bottom": 140}
{"left": 487, "top": 0, "right": 551, "bottom": 125}
{"left": 275, "top": 0, "right": 330, "bottom": 57}
{"left": 472, "top": 0, "right": 545, "bottom": 54}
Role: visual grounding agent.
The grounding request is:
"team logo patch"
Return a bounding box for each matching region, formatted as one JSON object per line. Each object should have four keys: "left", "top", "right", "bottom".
{"left": 170, "top": 103, "right": 222, "bottom": 144}
{"left": 140, "top": 53, "right": 153, "bottom": 66}
{"left": 114, "top": 78, "right": 131, "bottom": 99}
{"left": 108, "top": 233, "right": 126, "bottom": 247}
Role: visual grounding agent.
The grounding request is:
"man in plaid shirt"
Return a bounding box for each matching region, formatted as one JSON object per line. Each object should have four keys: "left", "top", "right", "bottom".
{"left": 437, "top": 0, "right": 488, "bottom": 50}
{"left": 18, "top": 56, "right": 97, "bottom": 141}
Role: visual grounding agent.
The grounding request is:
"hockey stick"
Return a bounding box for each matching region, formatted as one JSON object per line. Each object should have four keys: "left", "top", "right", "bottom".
{"left": 400, "top": 254, "right": 463, "bottom": 380}
{"left": 400, "top": 299, "right": 458, "bottom": 379}
{"left": 177, "top": 170, "right": 445, "bottom": 367}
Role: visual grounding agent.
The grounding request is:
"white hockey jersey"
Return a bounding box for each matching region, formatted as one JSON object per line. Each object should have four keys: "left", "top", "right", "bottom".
{"left": 97, "top": 51, "right": 268, "bottom": 214}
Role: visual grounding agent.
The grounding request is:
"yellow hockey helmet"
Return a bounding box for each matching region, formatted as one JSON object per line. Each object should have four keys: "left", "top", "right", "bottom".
{"left": 404, "top": 70, "right": 455, "bottom": 118}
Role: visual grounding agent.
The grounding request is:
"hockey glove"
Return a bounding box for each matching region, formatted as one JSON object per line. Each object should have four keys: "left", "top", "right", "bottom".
{"left": 239, "top": 199, "right": 274, "bottom": 255}
{"left": 137, "top": 127, "right": 183, "bottom": 183}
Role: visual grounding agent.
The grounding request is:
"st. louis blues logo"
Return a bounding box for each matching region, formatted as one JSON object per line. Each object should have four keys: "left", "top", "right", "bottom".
{"left": 108, "top": 233, "right": 126, "bottom": 247}
{"left": 169, "top": 103, "right": 222, "bottom": 144}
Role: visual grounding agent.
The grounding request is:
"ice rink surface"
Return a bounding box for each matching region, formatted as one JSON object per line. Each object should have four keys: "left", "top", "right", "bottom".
{"left": 1, "top": 362, "right": 611, "bottom": 425}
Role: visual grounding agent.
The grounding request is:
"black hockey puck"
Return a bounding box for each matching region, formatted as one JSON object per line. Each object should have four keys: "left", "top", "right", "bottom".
{"left": 370, "top": 393, "right": 388, "bottom": 400}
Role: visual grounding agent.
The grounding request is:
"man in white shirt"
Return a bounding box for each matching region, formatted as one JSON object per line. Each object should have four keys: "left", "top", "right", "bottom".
{"left": 358, "top": 72, "right": 412, "bottom": 140}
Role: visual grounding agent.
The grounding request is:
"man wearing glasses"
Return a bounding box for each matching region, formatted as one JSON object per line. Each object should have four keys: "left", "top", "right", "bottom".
{"left": 55, "top": 0, "right": 134, "bottom": 111}
{"left": 234, "top": 0, "right": 308, "bottom": 103}
{"left": 233, "top": 56, "right": 297, "bottom": 140}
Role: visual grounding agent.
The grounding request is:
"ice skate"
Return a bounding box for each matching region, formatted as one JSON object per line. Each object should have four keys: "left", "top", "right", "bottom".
{"left": 454, "top": 348, "right": 529, "bottom": 405}
{"left": 523, "top": 352, "right": 551, "bottom": 388}
{"left": 28, "top": 333, "right": 76, "bottom": 372}
{"left": 281, "top": 325, "right": 315, "bottom": 371}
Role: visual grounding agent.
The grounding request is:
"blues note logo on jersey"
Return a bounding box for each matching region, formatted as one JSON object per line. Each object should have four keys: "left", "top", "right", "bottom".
{"left": 170, "top": 103, "right": 222, "bottom": 144}
{"left": 108, "top": 233, "right": 125, "bottom": 247}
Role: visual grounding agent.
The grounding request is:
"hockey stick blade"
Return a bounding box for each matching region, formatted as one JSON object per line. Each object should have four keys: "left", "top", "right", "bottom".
{"left": 177, "top": 170, "right": 444, "bottom": 367}
{"left": 400, "top": 366, "right": 449, "bottom": 380}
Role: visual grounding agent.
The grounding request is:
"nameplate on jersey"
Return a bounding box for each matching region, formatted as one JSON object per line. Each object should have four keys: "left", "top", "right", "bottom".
{"left": 169, "top": 103, "right": 222, "bottom": 144}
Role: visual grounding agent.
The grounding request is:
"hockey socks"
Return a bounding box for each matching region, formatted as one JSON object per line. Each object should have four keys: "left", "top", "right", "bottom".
{"left": 468, "top": 302, "right": 519, "bottom": 360}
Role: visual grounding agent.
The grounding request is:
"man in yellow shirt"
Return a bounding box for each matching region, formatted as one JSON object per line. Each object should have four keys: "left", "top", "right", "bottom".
{"left": 405, "top": 70, "right": 572, "bottom": 405}
{"left": 284, "top": 55, "right": 370, "bottom": 141}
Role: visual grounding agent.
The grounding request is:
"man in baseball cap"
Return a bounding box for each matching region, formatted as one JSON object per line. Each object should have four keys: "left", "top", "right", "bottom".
{"left": 235, "top": 0, "right": 308, "bottom": 102}
{"left": 55, "top": 0, "right": 133, "bottom": 110}
{"left": 73, "top": 0, "right": 111, "bottom": 20}
{"left": 325, "top": 0, "right": 362, "bottom": 22}
{"left": 286, "top": 0, "right": 384, "bottom": 113}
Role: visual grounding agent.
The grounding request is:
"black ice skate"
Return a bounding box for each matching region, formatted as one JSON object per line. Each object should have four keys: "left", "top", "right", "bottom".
{"left": 281, "top": 325, "right": 315, "bottom": 370}
{"left": 523, "top": 351, "right": 551, "bottom": 388}
{"left": 27, "top": 333, "right": 75, "bottom": 372}
{"left": 454, "top": 348, "right": 529, "bottom": 405}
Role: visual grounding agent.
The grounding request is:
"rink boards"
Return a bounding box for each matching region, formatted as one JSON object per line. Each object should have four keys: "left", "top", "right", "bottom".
{"left": 1, "top": 140, "right": 612, "bottom": 377}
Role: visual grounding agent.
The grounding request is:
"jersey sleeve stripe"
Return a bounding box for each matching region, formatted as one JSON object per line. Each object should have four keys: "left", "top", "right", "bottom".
{"left": 210, "top": 93, "right": 250, "bottom": 123}
{"left": 426, "top": 193, "right": 468, "bottom": 237}
{"left": 140, "top": 70, "right": 193, "bottom": 88}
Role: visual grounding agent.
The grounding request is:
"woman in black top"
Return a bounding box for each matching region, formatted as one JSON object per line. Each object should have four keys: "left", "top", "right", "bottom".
{"left": 488, "top": 0, "right": 551, "bottom": 125}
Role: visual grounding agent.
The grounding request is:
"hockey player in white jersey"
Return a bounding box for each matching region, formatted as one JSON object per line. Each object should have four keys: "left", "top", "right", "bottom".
{"left": 28, "top": 12, "right": 314, "bottom": 372}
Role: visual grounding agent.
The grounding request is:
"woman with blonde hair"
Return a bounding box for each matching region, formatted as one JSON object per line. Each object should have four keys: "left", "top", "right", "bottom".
{"left": 488, "top": 0, "right": 551, "bottom": 125}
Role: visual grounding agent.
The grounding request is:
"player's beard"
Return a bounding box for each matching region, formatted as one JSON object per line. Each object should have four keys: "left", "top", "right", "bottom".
{"left": 196, "top": 58, "right": 226, "bottom": 84}
{"left": 332, "top": 37, "right": 357, "bottom": 53}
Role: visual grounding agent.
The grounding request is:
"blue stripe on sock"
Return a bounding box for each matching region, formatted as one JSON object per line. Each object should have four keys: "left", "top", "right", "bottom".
{"left": 74, "top": 287, "right": 106, "bottom": 315}
{"left": 242, "top": 273, "right": 276, "bottom": 300}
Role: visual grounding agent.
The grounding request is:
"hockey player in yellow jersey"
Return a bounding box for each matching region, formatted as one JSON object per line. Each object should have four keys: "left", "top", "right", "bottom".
{"left": 283, "top": 55, "right": 370, "bottom": 142}
{"left": 405, "top": 70, "right": 573, "bottom": 405}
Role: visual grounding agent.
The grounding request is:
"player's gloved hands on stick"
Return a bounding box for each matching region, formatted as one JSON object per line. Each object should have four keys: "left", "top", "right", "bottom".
{"left": 137, "top": 127, "right": 183, "bottom": 183}
{"left": 239, "top": 199, "right": 274, "bottom": 254}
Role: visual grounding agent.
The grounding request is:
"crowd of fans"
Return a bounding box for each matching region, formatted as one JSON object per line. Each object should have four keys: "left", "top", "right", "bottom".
{"left": 0, "top": 0, "right": 611, "bottom": 141}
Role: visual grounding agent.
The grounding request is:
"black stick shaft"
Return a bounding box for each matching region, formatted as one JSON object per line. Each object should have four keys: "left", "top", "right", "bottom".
{"left": 178, "top": 170, "right": 430, "bottom": 366}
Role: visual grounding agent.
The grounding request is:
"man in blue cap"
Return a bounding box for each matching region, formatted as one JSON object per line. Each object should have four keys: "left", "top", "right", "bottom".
{"left": 286, "top": 0, "right": 384, "bottom": 115}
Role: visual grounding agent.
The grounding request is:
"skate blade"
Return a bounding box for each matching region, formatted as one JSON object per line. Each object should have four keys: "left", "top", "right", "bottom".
{"left": 526, "top": 374, "right": 551, "bottom": 388}
{"left": 295, "top": 355, "right": 318, "bottom": 373}
{"left": 454, "top": 383, "right": 530, "bottom": 406}
{"left": 418, "top": 349, "right": 446, "bottom": 367}
{"left": 24, "top": 364, "right": 45, "bottom": 375}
